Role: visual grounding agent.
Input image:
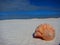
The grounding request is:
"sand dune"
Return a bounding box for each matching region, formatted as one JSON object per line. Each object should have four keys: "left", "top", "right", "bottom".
{"left": 0, "top": 18, "right": 60, "bottom": 45}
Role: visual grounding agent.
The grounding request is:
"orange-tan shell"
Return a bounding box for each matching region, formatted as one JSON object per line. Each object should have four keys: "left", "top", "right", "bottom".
{"left": 33, "top": 24, "right": 55, "bottom": 41}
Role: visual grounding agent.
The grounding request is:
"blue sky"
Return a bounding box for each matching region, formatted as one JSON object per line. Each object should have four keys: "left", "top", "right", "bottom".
{"left": 0, "top": 0, "right": 60, "bottom": 20}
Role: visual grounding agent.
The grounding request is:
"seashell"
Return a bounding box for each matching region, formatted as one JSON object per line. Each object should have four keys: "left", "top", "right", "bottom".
{"left": 33, "top": 24, "right": 55, "bottom": 41}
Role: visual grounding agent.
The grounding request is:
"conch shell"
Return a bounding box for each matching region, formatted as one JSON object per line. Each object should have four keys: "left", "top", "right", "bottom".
{"left": 33, "top": 24, "right": 55, "bottom": 41}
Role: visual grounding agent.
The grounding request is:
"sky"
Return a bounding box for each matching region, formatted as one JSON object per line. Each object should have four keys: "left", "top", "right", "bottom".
{"left": 0, "top": 0, "right": 60, "bottom": 20}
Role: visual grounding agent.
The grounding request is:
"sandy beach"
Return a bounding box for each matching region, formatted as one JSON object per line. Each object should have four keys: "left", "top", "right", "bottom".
{"left": 0, "top": 18, "right": 60, "bottom": 45}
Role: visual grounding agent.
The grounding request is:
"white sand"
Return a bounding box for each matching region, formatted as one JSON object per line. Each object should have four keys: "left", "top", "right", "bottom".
{"left": 0, "top": 18, "right": 60, "bottom": 45}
